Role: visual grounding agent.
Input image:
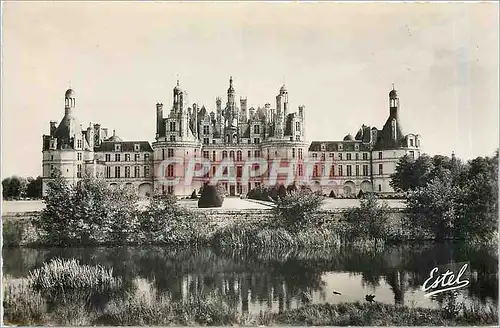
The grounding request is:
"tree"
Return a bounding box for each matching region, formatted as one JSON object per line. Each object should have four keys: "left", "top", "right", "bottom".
{"left": 35, "top": 175, "right": 139, "bottom": 246}
{"left": 26, "top": 176, "right": 43, "bottom": 199}
{"left": 343, "top": 193, "right": 391, "bottom": 242}
{"left": 405, "top": 170, "right": 464, "bottom": 240}
{"left": 2, "top": 176, "right": 28, "bottom": 199}
{"left": 274, "top": 189, "right": 324, "bottom": 231}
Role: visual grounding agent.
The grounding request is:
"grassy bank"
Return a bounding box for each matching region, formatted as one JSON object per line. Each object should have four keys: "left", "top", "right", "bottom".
{"left": 4, "top": 274, "right": 497, "bottom": 326}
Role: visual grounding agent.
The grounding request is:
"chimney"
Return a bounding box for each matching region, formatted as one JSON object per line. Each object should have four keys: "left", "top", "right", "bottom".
{"left": 50, "top": 121, "right": 57, "bottom": 136}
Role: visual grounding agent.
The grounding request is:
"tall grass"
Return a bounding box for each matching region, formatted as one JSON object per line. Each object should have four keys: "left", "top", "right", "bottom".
{"left": 28, "top": 258, "right": 122, "bottom": 294}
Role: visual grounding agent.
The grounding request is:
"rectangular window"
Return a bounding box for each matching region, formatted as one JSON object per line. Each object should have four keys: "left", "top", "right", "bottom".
{"left": 355, "top": 165, "right": 359, "bottom": 176}
{"left": 77, "top": 164, "right": 82, "bottom": 178}
{"left": 254, "top": 150, "right": 261, "bottom": 158}
{"left": 77, "top": 153, "right": 82, "bottom": 161}
{"left": 135, "top": 154, "right": 140, "bottom": 161}
{"left": 134, "top": 166, "right": 140, "bottom": 178}
{"left": 125, "top": 154, "right": 130, "bottom": 161}
{"left": 346, "top": 153, "right": 352, "bottom": 160}
{"left": 203, "top": 138, "right": 209, "bottom": 145}
{"left": 170, "top": 135, "right": 176, "bottom": 142}
{"left": 203, "top": 125, "right": 210, "bottom": 134}
{"left": 51, "top": 155, "right": 54, "bottom": 161}
{"left": 167, "top": 164, "right": 174, "bottom": 177}
{"left": 106, "top": 166, "right": 111, "bottom": 178}
{"left": 330, "top": 165, "right": 335, "bottom": 177}
{"left": 212, "top": 151, "right": 216, "bottom": 161}
{"left": 410, "top": 139, "right": 414, "bottom": 147}
{"left": 378, "top": 184, "right": 382, "bottom": 192}
{"left": 115, "top": 166, "right": 121, "bottom": 178}
{"left": 77, "top": 139, "right": 82, "bottom": 149}
{"left": 298, "top": 164, "right": 303, "bottom": 176}
{"left": 114, "top": 143, "right": 120, "bottom": 152}
{"left": 222, "top": 151, "right": 228, "bottom": 159}
{"left": 347, "top": 165, "right": 352, "bottom": 176}
{"left": 167, "top": 185, "right": 174, "bottom": 194}
{"left": 168, "top": 149, "right": 174, "bottom": 158}
{"left": 236, "top": 151, "right": 242, "bottom": 161}
{"left": 144, "top": 166, "right": 150, "bottom": 177}
{"left": 237, "top": 166, "right": 243, "bottom": 178}
{"left": 321, "top": 153, "right": 326, "bottom": 161}
{"left": 298, "top": 149, "right": 303, "bottom": 160}
{"left": 378, "top": 152, "right": 382, "bottom": 159}
{"left": 355, "top": 153, "right": 359, "bottom": 161}
{"left": 313, "top": 165, "right": 318, "bottom": 177}
{"left": 362, "top": 153, "right": 368, "bottom": 160}
{"left": 203, "top": 151, "right": 209, "bottom": 159}
{"left": 378, "top": 163, "right": 383, "bottom": 175}
{"left": 338, "top": 165, "right": 343, "bottom": 176}
{"left": 292, "top": 148, "right": 296, "bottom": 158}
{"left": 125, "top": 166, "right": 130, "bottom": 178}
{"left": 295, "top": 122, "right": 300, "bottom": 131}
{"left": 247, "top": 150, "right": 251, "bottom": 158}
{"left": 115, "top": 154, "right": 121, "bottom": 162}
{"left": 312, "top": 153, "right": 318, "bottom": 159}
{"left": 329, "top": 153, "right": 334, "bottom": 159}
{"left": 162, "top": 149, "right": 165, "bottom": 160}
{"left": 254, "top": 125, "right": 260, "bottom": 134}
{"left": 363, "top": 165, "right": 369, "bottom": 176}
{"left": 170, "top": 122, "right": 176, "bottom": 132}
{"left": 254, "top": 138, "right": 260, "bottom": 144}
{"left": 144, "top": 154, "right": 150, "bottom": 161}
{"left": 410, "top": 151, "right": 415, "bottom": 159}
{"left": 339, "top": 153, "right": 342, "bottom": 160}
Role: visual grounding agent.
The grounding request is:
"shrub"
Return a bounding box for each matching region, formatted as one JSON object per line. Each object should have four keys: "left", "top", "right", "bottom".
{"left": 274, "top": 189, "right": 324, "bottom": 231}
{"left": 198, "top": 183, "right": 224, "bottom": 208}
{"left": 343, "top": 193, "right": 391, "bottom": 242}
{"left": 141, "top": 194, "right": 200, "bottom": 244}
{"left": 35, "top": 175, "right": 139, "bottom": 246}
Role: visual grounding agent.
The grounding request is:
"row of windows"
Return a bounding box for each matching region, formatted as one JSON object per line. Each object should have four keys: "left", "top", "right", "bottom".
{"left": 312, "top": 164, "right": 372, "bottom": 177}
{"left": 104, "top": 153, "right": 150, "bottom": 162}
{"left": 312, "top": 152, "right": 370, "bottom": 161}
{"left": 105, "top": 166, "right": 150, "bottom": 178}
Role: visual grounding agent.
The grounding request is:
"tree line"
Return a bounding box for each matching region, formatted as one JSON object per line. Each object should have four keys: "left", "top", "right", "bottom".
{"left": 2, "top": 176, "right": 43, "bottom": 200}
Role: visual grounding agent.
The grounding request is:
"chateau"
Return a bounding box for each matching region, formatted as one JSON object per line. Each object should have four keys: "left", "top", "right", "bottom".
{"left": 42, "top": 77, "right": 422, "bottom": 197}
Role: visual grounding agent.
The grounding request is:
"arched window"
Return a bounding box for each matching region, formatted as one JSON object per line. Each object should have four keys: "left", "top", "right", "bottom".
{"left": 229, "top": 150, "right": 235, "bottom": 159}
{"left": 222, "top": 151, "right": 228, "bottom": 159}
{"left": 236, "top": 150, "right": 242, "bottom": 161}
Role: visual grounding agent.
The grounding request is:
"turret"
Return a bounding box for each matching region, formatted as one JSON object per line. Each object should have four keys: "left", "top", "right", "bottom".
{"left": 389, "top": 84, "right": 400, "bottom": 117}
{"left": 156, "top": 103, "right": 164, "bottom": 139}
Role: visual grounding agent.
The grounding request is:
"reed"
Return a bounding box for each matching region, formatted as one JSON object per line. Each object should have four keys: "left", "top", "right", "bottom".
{"left": 27, "top": 258, "right": 122, "bottom": 294}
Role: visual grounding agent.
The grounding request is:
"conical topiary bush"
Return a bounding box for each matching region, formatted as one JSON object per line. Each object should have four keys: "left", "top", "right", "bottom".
{"left": 198, "top": 183, "right": 224, "bottom": 208}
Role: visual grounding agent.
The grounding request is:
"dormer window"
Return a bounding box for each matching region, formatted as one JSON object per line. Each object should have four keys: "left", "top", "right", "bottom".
{"left": 134, "top": 144, "right": 140, "bottom": 152}
{"left": 410, "top": 139, "right": 414, "bottom": 147}
{"left": 339, "top": 144, "right": 343, "bottom": 151}
{"left": 115, "top": 144, "right": 121, "bottom": 152}
{"left": 355, "top": 144, "right": 359, "bottom": 151}
{"left": 321, "top": 144, "right": 326, "bottom": 151}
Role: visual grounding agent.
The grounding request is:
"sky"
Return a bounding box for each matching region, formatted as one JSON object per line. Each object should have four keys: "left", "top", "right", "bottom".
{"left": 1, "top": 2, "right": 499, "bottom": 178}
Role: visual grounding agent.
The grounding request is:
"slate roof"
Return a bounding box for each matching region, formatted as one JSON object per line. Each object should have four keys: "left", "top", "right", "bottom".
{"left": 309, "top": 141, "right": 371, "bottom": 152}
{"left": 95, "top": 141, "right": 153, "bottom": 152}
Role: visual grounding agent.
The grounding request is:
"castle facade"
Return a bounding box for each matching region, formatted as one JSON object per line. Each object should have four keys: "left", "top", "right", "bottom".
{"left": 42, "top": 78, "right": 422, "bottom": 197}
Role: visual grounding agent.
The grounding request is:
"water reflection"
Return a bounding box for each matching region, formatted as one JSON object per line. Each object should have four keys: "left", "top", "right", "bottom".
{"left": 3, "top": 243, "right": 497, "bottom": 314}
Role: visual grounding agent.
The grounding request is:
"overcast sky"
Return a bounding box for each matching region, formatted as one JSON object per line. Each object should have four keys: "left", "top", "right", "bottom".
{"left": 2, "top": 2, "right": 498, "bottom": 178}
